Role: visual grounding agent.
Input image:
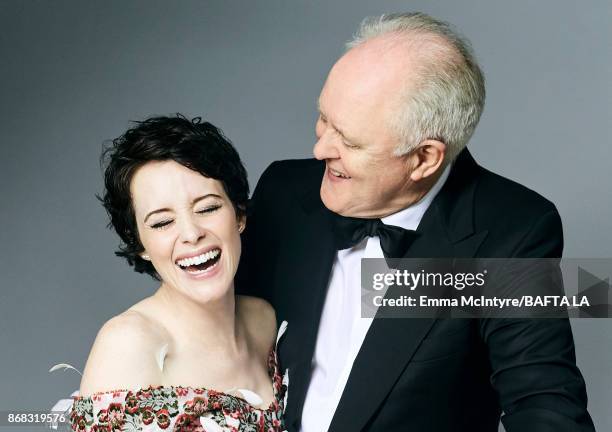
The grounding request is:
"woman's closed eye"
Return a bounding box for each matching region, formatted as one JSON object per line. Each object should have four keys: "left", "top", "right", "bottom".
{"left": 150, "top": 219, "right": 173, "bottom": 230}
{"left": 196, "top": 204, "right": 222, "bottom": 215}
{"left": 148, "top": 205, "right": 222, "bottom": 229}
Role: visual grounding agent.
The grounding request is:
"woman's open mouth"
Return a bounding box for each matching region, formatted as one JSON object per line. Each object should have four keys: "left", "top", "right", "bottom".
{"left": 175, "top": 248, "right": 222, "bottom": 275}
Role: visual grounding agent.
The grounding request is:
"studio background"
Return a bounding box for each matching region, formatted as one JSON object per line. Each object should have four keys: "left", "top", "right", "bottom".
{"left": 1, "top": 1, "right": 610, "bottom": 430}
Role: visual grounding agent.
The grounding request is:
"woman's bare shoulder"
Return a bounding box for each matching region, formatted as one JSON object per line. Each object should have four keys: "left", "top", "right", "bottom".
{"left": 79, "top": 308, "right": 167, "bottom": 396}
{"left": 236, "top": 296, "right": 277, "bottom": 353}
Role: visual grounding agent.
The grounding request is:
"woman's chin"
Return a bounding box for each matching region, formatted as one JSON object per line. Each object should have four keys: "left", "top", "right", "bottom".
{"left": 158, "top": 260, "right": 236, "bottom": 305}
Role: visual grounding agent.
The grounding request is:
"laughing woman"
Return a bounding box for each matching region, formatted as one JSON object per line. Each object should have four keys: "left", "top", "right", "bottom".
{"left": 70, "top": 116, "right": 286, "bottom": 431}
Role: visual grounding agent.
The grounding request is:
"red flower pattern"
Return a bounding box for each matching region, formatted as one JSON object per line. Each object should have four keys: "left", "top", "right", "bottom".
{"left": 70, "top": 347, "right": 286, "bottom": 431}
{"left": 142, "top": 407, "right": 155, "bottom": 425}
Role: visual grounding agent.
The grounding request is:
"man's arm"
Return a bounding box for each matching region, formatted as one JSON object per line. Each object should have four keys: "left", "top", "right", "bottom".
{"left": 482, "top": 209, "right": 595, "bottom": 431}
{"left": 235, "top": 161, "right": 282, "bottom": 302}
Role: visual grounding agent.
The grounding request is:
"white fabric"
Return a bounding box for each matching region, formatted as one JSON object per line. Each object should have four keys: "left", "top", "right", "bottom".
{"left": 300, "top": 165, "right": 451, "bottom": 432}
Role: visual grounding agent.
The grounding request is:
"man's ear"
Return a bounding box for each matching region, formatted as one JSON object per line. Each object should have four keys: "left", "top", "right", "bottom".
{"left": 409, "top": 139, "right": 446, "bottom": 181}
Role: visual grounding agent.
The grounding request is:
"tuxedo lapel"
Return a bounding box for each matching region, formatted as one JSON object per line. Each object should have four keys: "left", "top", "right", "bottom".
{"left": 276, "top": 184, "right": 338, "bottom": 430}
{"left": 328, "top": 149, "right": 489, "bottom": 432}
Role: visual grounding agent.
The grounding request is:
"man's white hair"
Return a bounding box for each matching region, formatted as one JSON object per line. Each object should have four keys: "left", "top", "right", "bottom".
{"left": 347, "top": 12, "right": 485, "bottom": 161}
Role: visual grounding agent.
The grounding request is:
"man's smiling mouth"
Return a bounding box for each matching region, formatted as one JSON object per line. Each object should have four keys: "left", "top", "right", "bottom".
{"left": 329, "top": 167, "right": 351, "bottom": 179}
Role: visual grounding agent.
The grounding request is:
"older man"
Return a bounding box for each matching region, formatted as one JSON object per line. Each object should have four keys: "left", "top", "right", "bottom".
{"left": 238, "top": 12, "right": 593, "bottom": 432}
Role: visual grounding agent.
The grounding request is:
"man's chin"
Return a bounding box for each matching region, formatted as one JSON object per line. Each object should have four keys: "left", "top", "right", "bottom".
{"left": 320, "top": 189, "right": 359, "bottom": 217}
{"left": 319, "top": 186, "right": 344, "bottom": 215}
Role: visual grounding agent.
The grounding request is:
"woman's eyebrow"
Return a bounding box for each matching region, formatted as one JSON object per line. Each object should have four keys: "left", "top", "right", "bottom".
{"left": 192, "top": 193, "right": 222, "bottom": 206}
{"left": 144, "top": 207, "right": 171, "bottom": 223}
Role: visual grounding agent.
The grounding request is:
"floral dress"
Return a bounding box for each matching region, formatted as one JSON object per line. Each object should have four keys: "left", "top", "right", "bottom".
{"left": 69, "top": 323, "right": 288, "bottom": 432}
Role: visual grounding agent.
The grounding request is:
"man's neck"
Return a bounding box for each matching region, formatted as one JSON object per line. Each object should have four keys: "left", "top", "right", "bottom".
{"left": 374, "top": 163, "right": 452, "bottom": 220}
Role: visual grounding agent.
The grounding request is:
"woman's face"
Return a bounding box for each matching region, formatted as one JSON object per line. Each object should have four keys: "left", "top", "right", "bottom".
{"left": 130, "top": 160, "right": 244, "bottom": 303}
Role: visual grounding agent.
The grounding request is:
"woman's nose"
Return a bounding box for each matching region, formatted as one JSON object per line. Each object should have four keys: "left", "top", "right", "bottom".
{"left": 178, "top": 216, "right": 205, "bottom": 244}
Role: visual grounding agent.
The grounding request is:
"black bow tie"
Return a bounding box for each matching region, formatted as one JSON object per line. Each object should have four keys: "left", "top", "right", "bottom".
{"left": 332, "top": 214, "right": 420, "bottom": 258}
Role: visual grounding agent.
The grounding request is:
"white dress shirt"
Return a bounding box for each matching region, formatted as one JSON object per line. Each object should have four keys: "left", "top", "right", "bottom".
{"left": 300, "top": 165, "right": 451, "bottom": 432}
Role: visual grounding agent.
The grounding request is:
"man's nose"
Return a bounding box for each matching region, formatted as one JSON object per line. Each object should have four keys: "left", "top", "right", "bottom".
{"left": 313, "top": 130, "right": 340, "bottom": 161}
{"left": 178, "top": 216, "right": 206, "bottom": 244}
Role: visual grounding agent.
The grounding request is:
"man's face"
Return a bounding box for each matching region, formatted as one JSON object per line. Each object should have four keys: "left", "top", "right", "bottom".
{"left": 314, "top": 40, "right": 419, "bottom": 219}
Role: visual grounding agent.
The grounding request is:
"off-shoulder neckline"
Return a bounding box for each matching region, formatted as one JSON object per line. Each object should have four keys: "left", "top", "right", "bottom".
{"left": 73, "top": 345, "right": 281, "bottom": 412}
{"left": 72, "top": 321, "right": 287, "bottom": 412}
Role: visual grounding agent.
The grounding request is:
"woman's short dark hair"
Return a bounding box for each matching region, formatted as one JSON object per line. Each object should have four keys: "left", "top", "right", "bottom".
{"left": 101, "top": 114, "right": 249, "bottom": 280}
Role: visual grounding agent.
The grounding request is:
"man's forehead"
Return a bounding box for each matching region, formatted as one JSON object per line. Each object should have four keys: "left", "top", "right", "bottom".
{"left": 318, "top": 51, "right": 408, "bottom": 117}
{"left": 329, "top": 40, "right": 420, "bottom": 94}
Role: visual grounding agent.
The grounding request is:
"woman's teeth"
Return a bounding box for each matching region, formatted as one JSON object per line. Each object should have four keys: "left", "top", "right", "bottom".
{"left": 176, "top": 249, "right": 221, "bottom": 269}
{"left": 184, "top": 260, "right": 219, "bottom": 275}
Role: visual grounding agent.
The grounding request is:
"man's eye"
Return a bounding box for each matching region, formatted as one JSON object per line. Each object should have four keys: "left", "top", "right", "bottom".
{"left": 151, "top": 220, "right": 172, "bottom": 229}
{"left": 343, "top": 141, "right": 359, "bottom": 149}
{"left": 197, "top": 205, "right": 222, "bottom": 214}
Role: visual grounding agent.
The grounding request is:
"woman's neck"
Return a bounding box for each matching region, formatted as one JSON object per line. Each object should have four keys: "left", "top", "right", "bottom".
{"left": 150, "top": 283, "right": 246, "bottom": 355}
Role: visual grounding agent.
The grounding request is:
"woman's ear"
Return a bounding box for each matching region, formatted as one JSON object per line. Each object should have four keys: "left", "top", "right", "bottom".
{"left": 238, "top": 215, "right": 247, "bottom": 233}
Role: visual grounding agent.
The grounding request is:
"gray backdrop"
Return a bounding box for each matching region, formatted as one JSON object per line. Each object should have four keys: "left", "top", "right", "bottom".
{"left": 1, "top": 0, "right": 610, "bottom": 430}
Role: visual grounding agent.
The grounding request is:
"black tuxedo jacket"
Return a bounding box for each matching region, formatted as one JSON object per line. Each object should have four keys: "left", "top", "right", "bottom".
{"left": 237, "top": 150, "right": 594, "bottom": 432}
